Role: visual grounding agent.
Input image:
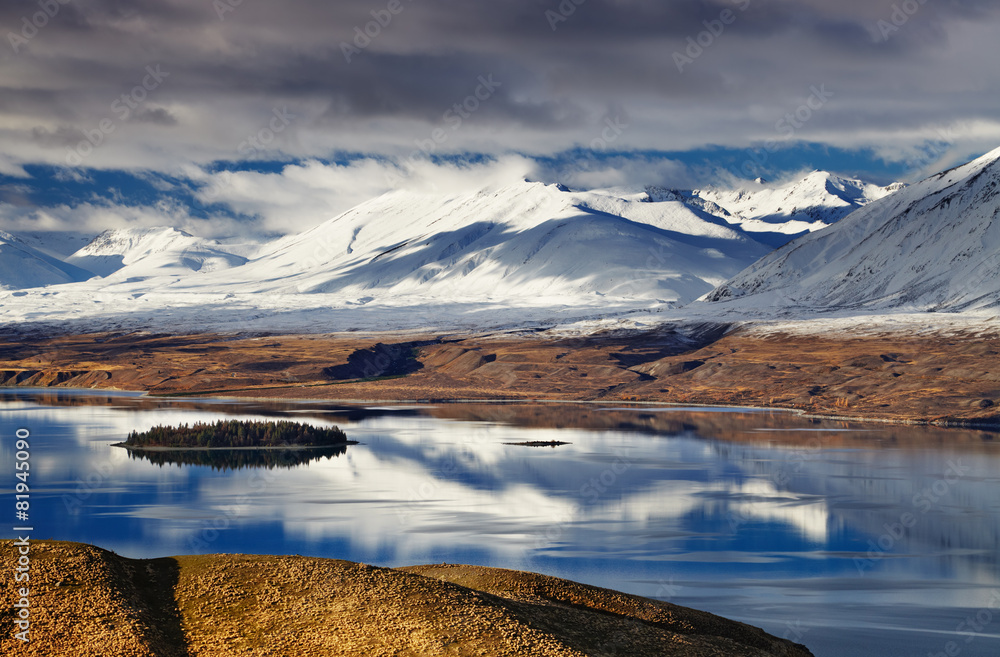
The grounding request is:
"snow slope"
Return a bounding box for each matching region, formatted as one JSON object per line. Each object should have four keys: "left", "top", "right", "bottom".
{"left": 66, "top": 227, "right": 249, "bottom": 279}
{"left": 174, "top": 181, "right": 772, "bottom": 305}
{"left": 0, "top": 231, "right": 94, "bottom": 291}
{"left": 11, "top": 231, "right": 96, "bottom": 259}
{"left": 679, "top": 172, "right": 903, "bottom": 247}
{"left": 706, "top": 147, "right": 1000, "bottom": 312}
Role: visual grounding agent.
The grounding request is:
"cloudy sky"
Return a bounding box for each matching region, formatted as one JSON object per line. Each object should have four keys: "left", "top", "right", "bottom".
{"left": 2, "top": 0, "right": 999, "bottom": 238}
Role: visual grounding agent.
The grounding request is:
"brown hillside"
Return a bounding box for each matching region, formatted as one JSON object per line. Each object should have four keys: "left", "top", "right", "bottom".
{"left": 1, "top": 541, "right": 814, "bottom": 656}
{"left": 1, "top": 325, "right": 999, "bottom": 426}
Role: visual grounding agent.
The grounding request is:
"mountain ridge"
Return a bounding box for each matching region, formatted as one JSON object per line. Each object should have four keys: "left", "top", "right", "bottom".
{"left": 150, "top": 181, "right": 774, "bottom": 306}
{"left": 679, "top": 171, "right": 902, "bottom": 248}
{"left": 0, "top": 230, "right": 94, "bottom": 291}
{"left": 705, "top": 146, "right": 1000, "bottom": 312}
{"left": 12, "top": 154, "right": 1000, "bottom": 333}
{"left": 66, "top": 226, "right": 249, "bottom": 279}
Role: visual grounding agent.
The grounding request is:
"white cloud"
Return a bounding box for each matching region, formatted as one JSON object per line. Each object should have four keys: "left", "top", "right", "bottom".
{"left": 531, "top": 155, "right": 695, "bottom": 190}
{"left": 0, "top": 157, "right": 544, "bottom": 239}
{"left": 0, "top": 154, "right": 29, "bottom": 178}
{"left": 0, "top": 200, "right": 245, "bottom": 240}
{"left": 194, "top": 156, "right": 539, "bottom": 235}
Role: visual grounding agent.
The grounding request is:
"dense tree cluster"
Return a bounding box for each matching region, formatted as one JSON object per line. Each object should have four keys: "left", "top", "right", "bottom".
{"left": 125, "top": 419, "right": 348, "bottom": 448}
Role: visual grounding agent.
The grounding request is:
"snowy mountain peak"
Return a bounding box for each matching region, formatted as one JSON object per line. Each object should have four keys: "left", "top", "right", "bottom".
{"left": 67, "top": 226, "right": 247, "bottom": 278}
{"left": 706, "top": 146, "right": 1000, "bottom": 312}
{"left": 207, "top": 179, "right": 771, "bottom": 308}
{"left": 684, "top": 170, "right": 903, "bottom": 248}
{"left": 76, "top": 227, "right": 195, "bottom": 257}
{"left": 643, "top": 186, "right": 683, "bottom": 203}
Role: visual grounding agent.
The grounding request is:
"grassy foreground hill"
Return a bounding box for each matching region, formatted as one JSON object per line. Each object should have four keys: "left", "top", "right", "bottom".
{"left": 1, "top": 541, "right": 814, "bottom": 656}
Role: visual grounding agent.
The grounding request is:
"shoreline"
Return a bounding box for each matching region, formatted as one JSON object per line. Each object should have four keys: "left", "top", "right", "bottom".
{"left": 1, "top": 326, "right": 998, "bottom": 431}
{"left": 9, "top": 383, "right": 996, "bottom": 430}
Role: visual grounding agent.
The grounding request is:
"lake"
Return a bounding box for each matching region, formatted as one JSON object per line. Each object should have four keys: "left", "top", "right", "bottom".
{"left": 3, "top": 389, "right": 1000, "bottom": 657}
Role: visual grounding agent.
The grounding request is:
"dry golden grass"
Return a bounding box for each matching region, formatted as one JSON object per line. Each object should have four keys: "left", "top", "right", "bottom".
{"left": 1, "top": 541, "right": 814, "bottom": 656}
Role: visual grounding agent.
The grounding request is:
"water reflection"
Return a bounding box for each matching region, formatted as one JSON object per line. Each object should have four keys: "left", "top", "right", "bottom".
{"left": 5, "top": 389, "right": 998, "bottom": 451}
{"left": 2, "top": 390, "right": 999, "bottom": 657}
{"left": 119, "top": 445, "right": 349, "bottom": 470}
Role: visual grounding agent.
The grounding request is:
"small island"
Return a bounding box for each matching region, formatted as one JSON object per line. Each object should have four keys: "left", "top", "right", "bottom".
{"left": 114, "top": 419, "right": 355, "bottom": 450}
{"left": 503, "top": 440, "right": 572, "bottom": 448}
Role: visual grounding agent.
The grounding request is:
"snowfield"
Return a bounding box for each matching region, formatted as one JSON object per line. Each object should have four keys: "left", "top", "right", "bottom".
{"left": 692, "top": 171, "right": 901, "bottom": 242}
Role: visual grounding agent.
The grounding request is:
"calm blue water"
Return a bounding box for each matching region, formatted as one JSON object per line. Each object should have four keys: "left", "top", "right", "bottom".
{"left": 3, "top": 390, "right": 1000, "bottom": 657}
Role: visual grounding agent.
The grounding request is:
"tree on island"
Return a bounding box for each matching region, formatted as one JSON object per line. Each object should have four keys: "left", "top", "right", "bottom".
{"left": 123, "top": 419, "right": 349, "bottom": 448}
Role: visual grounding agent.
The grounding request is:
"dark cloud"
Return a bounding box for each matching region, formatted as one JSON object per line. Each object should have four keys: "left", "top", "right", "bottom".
{"left": 0, "top": 0, "right": 997, "bottom": 171}
{"left": 0, "top": 182, "right": 32, "bottom": 206}
{"left": 132, "top": 106, "right": 177, "bottom": 126}
{"left": 29, "top": 125, "right": 83, "bottom": 149}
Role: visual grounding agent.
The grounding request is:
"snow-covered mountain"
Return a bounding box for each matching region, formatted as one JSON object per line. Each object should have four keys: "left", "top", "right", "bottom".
{"left": 670, "top": 172, "right": 903, "bottom": 247}
{"left": 0, "top": 231, "right": 94, "bottom": 291}
{"left": 191, "top": 181, "right": 771, "bottom": 306}
{"left": 1, "top": 171, "right": 899, "bottom": 302}
{"left": 66, "top": 227, "right": 249, "bottom": 278}
{"left": 0, "top": 180, "right": 780, "bottom": 332}
{"left": 10, "top": 161, "right": 985, "bottom": 333}
{"left": 706, "top": 147, "right": 1000, "bottom": 312}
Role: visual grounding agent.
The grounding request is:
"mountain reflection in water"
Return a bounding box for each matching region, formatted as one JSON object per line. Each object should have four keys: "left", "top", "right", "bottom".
{"left": 2, "top": 390, "right": 999, "bottom": 657}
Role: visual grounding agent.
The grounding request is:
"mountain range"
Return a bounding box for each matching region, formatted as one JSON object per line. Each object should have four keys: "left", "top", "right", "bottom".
{"left": 684, "top": 171, "right": 904, "bottom": 248}
{"left": 0, "top": 170, "right": 894, "bottom": 293}
{"left": 1, "top": 151, "right": 997, "bottom": 332}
